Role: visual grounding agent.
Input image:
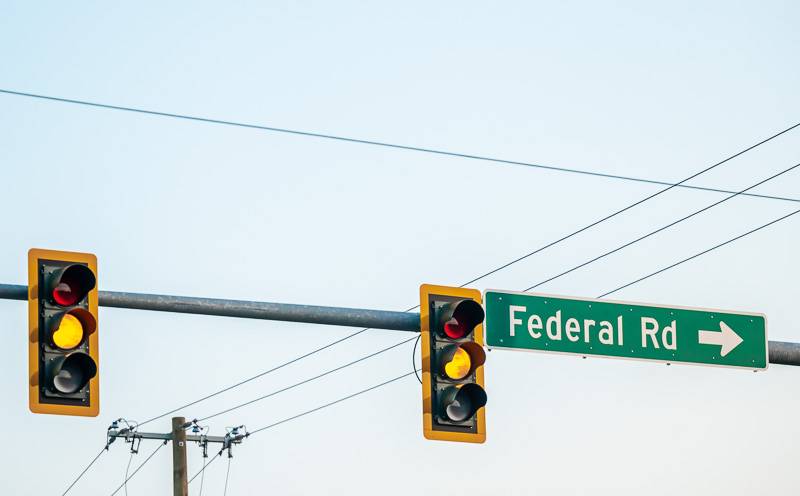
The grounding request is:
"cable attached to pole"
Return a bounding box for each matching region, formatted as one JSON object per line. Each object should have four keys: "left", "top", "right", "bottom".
{"left": 248, "top": 370, "right": 418, "bottom": 436}
{"left": 137, "top": 322, "right": 396, "bottom": 427}
{"left": 188, "top": 452, "right": 221, "bottom": 485}
{"left": 108, "top": 440, "right": 168, "bottom": 496}
{"left": 524, "top": 161, "right": 800, "bottom": 292}
{"left": 60, "top": 445, "right": 108, "bottom": 496}
{"left": 134, "top": 120, "right": 800, "bottom": 430}
{"left": 223, "top": 456, "right": 232, "bottom": 496}
{"left": 598, "top": 207, "right": 800, "bottom": 298}
{"left": 196, "top": 336, "right": 416, "bottom": 422}
{"left": 1, "top": 88, "right": 797, "bottom": 203}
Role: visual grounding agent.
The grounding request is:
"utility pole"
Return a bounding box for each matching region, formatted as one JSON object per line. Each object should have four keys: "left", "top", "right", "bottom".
{"left": 172, "top": 417, "right": 188, "bottom": 496}
{"left": 107, "top": 417, "right": 247, "bottom": 495}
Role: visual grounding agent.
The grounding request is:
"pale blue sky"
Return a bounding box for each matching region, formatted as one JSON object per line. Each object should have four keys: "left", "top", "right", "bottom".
{"left": 1, "top": 1, "right": 799, "bottom": 494}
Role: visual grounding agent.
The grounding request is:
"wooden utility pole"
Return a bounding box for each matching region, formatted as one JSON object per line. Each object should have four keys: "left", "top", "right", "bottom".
{"left": 105, "top": 418, "right": 244, "bottom": 494}
{"left": 172, "top": 417, "right": 188, "bottom": 496}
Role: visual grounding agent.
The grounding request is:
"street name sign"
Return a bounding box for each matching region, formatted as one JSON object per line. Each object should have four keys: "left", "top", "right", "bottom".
{"left": 484, "top": 290, "right": 768, "bottom": 370}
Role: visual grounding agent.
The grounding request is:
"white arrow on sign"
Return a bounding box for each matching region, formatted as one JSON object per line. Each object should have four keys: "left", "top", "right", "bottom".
{"left": 698, "top": 321, "right": 743, "bottom": 357}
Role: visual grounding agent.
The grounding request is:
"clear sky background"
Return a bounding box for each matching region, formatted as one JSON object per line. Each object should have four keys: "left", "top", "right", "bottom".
{"left": 1, "top": 1, "right": 799, "bottom": 494}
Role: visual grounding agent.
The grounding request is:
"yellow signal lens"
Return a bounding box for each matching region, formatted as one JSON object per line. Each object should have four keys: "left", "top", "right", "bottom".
{"left": 52, "top": 314, "right": 84, "bottom": 350}
{"left": 444, "top": 347, "right": 472, "bottom": 380}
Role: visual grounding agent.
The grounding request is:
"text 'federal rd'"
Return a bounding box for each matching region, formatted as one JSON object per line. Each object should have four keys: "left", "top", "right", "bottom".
{"left": 484, "top": 291, "right": 768, "bottom": 370}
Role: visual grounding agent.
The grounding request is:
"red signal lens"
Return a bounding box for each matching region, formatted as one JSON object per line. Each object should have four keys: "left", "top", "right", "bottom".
{"left": 439, "top": 299, "right": 484, "bottom": 340}
{"left": 53, "top": 282, "right": 78, "bottom": 306}
{"left": 444, "top": 318, "right": 466, "bottom": 339}
{"left": 50, "top": 264, "right": 96, "bottom": 307}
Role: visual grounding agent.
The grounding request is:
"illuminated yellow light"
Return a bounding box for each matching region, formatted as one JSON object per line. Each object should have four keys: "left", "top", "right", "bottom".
{"left": 444, "top": 347, "right": 472, "bottom": 380}
{"left": 53, "top": 314, "right": 84, "bottom": 349}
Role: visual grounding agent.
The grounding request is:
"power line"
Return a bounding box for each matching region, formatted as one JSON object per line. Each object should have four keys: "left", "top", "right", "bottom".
{"left": 136, "top": 121, "right": 799, "bottom": 427}
{"left": 524, "top": 161, "right": 800, "bottom": 292}
{"left": 61, "top": 445, "right": 107, "bottom": 496}
{"left": 136, "top": 320, "right": 414, "bottom": 427}
{"left": 162, "top": 211, "right": 800, "bottom": 480}
{"left": 103, "top": 207, "right": 800, "bottom": 493}
{"left": 457, "top": 122, "right": 800, "bottom": 288}
{"left": 108, "top": 440, "right": 168, "bottom": 496}
{"left": 198, "top": 455, "right": 207, "bottom": 496}
{"left": 196, "top": 335, "right": 417, "bottom": 422}
{"left": 598, "top": 207, "right": 800, "bottom": 298}
{"left": 224, "top": 204, "right": 800, "bottom": 443}
{"left": 189, "top": 452, "right": 221, "bottom": 485}
{"left": 248, "top": 370, "right": 417, "bottom": 436}
{"left": 0, "top": 88, "right": 797, "bottom": 204}
{"left": 188, "top": 210, "right": 800, "bottom": 457}
{"left": 237, "top": 209, "right": 800, "bottom": 443}
{"left": 123, "top": 451, "right": 134, "bottom": 496}
{"left": 223, "top": 457, "right": 232, "bottom": 496}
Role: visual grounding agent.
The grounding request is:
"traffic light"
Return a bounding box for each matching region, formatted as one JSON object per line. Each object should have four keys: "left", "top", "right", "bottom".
{"left": 28, "top": 249, "right": 99, "bottom": 416}
{"left": 420, "top": 284, "right": 486, "bottom": 443}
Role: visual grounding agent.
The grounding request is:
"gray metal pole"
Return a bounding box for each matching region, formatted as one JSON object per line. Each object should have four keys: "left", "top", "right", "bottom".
{"left": 100, "top": 290, "right": 420, "bottom": 332}
{"left": 172, "top": 417, "right": 188, "bottom": 496}
{"left": 0, "top": 283, "right": 419, "bottom": 332}
{"left": 2, "top": 283, "right": 799, "bottom": 365}
{"left": 767, "top": 341, "right": 800, "bottom": 366}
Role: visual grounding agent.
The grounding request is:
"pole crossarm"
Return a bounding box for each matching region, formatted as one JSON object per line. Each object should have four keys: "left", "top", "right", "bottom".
{"left": 0, "top": 283, "right": 420, "bottom": 332}
{"left": 109, "top": 430, "right": 239, "bottom": 444}
{"left": 3, "top": 283, "right": 799, "bottom": 365}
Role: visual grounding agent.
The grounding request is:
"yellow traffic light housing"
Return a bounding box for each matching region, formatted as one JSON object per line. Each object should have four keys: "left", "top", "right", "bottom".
{"left": 28, "top": 249, "right": 99, "bottom": 416}
{"left": 420, "top": 284, "right": 486, "bottom": 443}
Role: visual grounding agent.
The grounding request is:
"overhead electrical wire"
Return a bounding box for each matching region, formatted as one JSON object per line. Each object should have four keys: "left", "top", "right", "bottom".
{"left": 21, "top": 84, "right": 792, "bottom": 432}
{"left": 60, "top": 445, "right": 107, "bottom": 496}
{"left": 247, "top": 370, "right": 418, "bottom": 436}
{"left": 57, "top": 115, "right": 796, "bottom": 491}
{"left": 523, "top": 161, "right": 800, "bottom": 292}
{"left": 29, "top": 86, "right": 798, "bottom": 494}
{"left": 236, "top": 207, "right": 800, "bottom": 443}
{"left": 135, "top": 325, "right": 405, "bottom": 427}
{"left": 456, "top": 125, "right": 800, "bottom": 289}
{"left": 223, "top": 457, "right": 232, "bottom": 496}
{"left": 107, "top": 440, "right": 168, "bottom": 496}
{"left": 598, "top": 207, "right": 800, "bottom": 298}
{"left": 89, "top": 158, "right": 800, "bottom": 491}
{"left": 195, "top": 335, "right": 417, "bottom": 421}
{"left": 136, "top": 120, "right": 799, "bottom": 427}
{"left": 189, "top": 452, "right": 222, "bottom": 485}
{"left": 0, "top": 89, "right": 797, "bottom": 204}
{"left": 123, "top": 451, "right": 134, "bottom": 496}
{"left": 71, "top": 185, "right": 800, "bottom": 495}
{"left": 198, "top": 455, "right": 207, "bottom": 496}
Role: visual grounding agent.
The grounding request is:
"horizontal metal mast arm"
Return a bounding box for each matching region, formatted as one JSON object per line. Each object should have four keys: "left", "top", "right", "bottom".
{"left": 0, "top": 284, "right": 26, "bottom": 301}
{"left": 0, "top": 283, "right": 419, "bottom": 332}
{"left": 3, "top": 283, "right": 800, "bottom": 365}
{"left": 100, "top": 290, "right": 420, "bottom": 332}
{"left": 767, "top": 341, "right": 800, "bottom": 366}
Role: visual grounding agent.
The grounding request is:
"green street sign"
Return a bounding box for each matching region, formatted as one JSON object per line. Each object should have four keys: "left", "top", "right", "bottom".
{"left": 484, "top": 290, "right": 768, "bottom": 370}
